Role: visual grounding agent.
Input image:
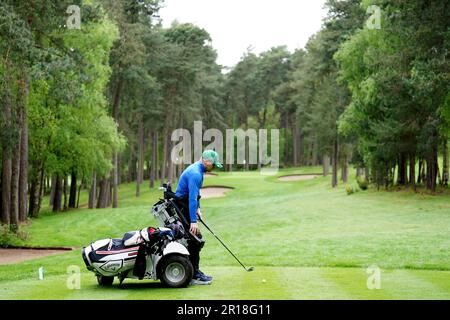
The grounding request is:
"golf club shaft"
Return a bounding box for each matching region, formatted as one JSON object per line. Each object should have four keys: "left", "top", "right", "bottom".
{"left": 198, "top": 218, "right": 250, "bottom": 271}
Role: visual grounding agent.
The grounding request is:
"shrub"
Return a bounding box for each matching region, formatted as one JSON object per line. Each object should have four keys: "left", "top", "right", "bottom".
{"left": 0, "top": 225, "right": 28, "bottom": 248}
{"left": 0, "top": 225, "right": 14, "bottom": 248}
{"left": 346, "top": 186, "right": 354, "bottom": 195}
{"left": 357, "top": 177, "right": 369, "bottom": 190}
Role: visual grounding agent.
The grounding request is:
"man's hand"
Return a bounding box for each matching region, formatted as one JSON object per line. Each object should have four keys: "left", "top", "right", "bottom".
{"left": 190, "top": 222, "right": 200, "bottom": 235}
{"left": 197, "top": 208, "right": 202, "bottom": 221}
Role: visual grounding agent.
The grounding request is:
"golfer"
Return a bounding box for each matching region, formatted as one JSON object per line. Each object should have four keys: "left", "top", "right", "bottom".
{"left": 175, "top": 150, "right": 223, "bottom": 285}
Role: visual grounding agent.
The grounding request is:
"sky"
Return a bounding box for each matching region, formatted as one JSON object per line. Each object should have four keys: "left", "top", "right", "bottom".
{"left": 159, "top": 0, "right": 328, "bottom": 69}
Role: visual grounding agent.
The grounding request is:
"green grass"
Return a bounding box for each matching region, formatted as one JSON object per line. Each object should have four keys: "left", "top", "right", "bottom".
{"left": 1, "top": 166, "right": 449, "bottom": 299}
{"left": 1, "top": 266, "right": 449, "bottom": 300}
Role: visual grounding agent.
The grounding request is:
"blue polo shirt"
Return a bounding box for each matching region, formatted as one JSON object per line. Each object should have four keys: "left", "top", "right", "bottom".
{"left": 175, "top": 161, "right": 206, "bottom": 223}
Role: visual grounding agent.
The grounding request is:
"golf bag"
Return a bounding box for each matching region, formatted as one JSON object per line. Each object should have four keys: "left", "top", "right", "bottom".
{"left": 152, "top": 183, "right": 205, "bottom": 246}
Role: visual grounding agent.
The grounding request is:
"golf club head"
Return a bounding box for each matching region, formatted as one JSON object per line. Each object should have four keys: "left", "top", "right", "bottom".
{"left": 247, "top": 266, "right": 254, "bottom": 272}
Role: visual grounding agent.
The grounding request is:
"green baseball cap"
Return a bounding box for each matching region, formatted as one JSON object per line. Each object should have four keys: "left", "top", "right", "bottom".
{"left": 202, "top": 150, "right": 223, "bottom": 169}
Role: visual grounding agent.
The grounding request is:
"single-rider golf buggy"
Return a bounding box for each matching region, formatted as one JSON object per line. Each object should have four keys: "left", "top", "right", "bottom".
{"left": 81, "top": 183, "right": 201, "bottom": 288}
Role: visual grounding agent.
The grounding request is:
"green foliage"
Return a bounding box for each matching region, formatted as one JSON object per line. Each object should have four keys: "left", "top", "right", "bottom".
{"left": 335, "top": 0, "right": 450, "bottom": 188}
{"left": 24, "top": 3, "right": 124, "bottom": 184}
{"left": 0, "top": 225, "right": 28, "bottom": 248}
{"left": 225, "top": 46, "right": 291, "bottom": 125}
{"left": 271, "top": 0, "right": 367, "bottom": 167}
{"left": 356, "top": 177, "right": 369, "bottom": 190}
{"left": 345, "top": 185, "right": 355, "bottom": 195}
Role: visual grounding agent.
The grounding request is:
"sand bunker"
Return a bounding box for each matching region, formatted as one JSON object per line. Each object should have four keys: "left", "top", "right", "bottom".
{"left": 278, "top": 174, "right": 319, "bottom": 182}
{"left": 200, "top": 186, "right": 234, "bottom": 199}
{"left": 0, "top": 248, "right": 72, "bottom": 265}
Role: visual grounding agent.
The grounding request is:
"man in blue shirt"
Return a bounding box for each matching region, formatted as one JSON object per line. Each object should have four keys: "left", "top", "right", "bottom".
{"left": 175, "top": 150, "right": 223, "bottom": 285}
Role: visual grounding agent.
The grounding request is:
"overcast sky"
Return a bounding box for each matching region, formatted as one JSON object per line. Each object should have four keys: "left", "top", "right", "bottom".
{"left": 159, "top": 0, "right": 328, "bottom": 69}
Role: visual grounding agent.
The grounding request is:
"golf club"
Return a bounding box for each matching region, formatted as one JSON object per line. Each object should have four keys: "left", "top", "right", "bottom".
{"left": 198, "top": 217, "right": 254, "bottom": 272}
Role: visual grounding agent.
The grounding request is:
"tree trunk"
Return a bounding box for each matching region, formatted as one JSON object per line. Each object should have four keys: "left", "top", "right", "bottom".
{"left": 47, "top": 176, "right": 51, "bottom": 195}
{"left": 150, "top": 131, "right": 157, "bottom": 188}
{"left": 323, "top": 155, "right": 330, "bottom": 176}
{"left": 112, "top": 77, "right": 123, "bottom": 121}
{"left": 112, "top": 152, "right": 119, "bottom": 208}
{"left": 97, "top": 179, "right": 104, "bottom": 209}
{"left": 341, "top": 155, "right": 348, "bottom": 183}
{"left": 43, "top": 176, "right": 48, "bottom": 196}
{"left": 49, "top": 175, "right": 56, "bottom": 206}
{"left": 52, "top": 175, "right": 62, "bottom": 212}
{"left": 28, "top": 162, "right": 43, "bottom": 218}
{"left": 293, "top": 121, "right": 300, "bottom": 167}
{"left": 76, "top": 178, "right": 82, "bottom": 208}
{"left": 312, "top": 138, "right": 319, "bottom": 166}
{"left": 167, "top": 139, "right": 175, "bottom": 183}
{"left": 155, "top": 132, "right": 160, "bottom": 181}
{"left": 88, "top": 171, "right": 97, "bottom": 209}
{"left": 442, "top": 140, "right": 449, "bottom": 187}
{"left": 28, "top": 180, "right": 38, "bottom": 218}
{"left": 117, "top": 155, "right": 122, "bottom": 186}
{"left": 397, "top": 152, "right": 406, "bottom": 185}
{"left": 63, "top": 176, "right": 68, "bottom": 211}
{"left": 283, "top": 115, "right": 289, "bottom": 167}
{"left": 243, "top": 115, "right": 250, "bottom": 171}
{"left": 0, "top": 175, "right": 2, "bottom": 223}
{"left": 18, "top": 70, "right": 29, "bottom": 222}
{"left": 1, "top": 59, "right": 12, "bottom": 225}
{"left": 10, "top": 111, "right": 21, "bottom": 229}
{"left": 68, "top": 171, "right": 77, "bottom": 208}
{"left": 110, "top": 77, "right": 122, "bottom": 207}
{"left": 409, "top": 153, "right": 416, "bottom": 189}
{"left": 437, "top": 162, "right": 442, "bottom": 186}
{"left": 37, "top": 165, "right": 45, "bottom": 215}
{"left": 426, "top": 145, "right": 438, "bottom": 192}
{"left": 404, "top": 154, "right": 410, "bottom": 184}
{"left": 127, "top": 152, "right": 133, "bottom": 183}
{"left": 257, "top": 139, "right": 262, "bottom": 170}
{"left": 417, "top": 158, "right": 423, "bottom": 184}
{"left": 145, "top": 160, "right": 150, "bottom": 180}
{"left": 421, "top": 159, "right": 427, "bottom": 184}
{"left": 136, "top": 114, "right": 144, "bottom": 197}
{"left": 97, "top": 175, "right": 110, "bottom": 208}
{"left": 28, "top": 179, "right": 35, "bottom": 215}
{"left": 332, "top": 138, "right": 338, "bottom": 188}
{"left": 108, "top": 177, "right": 113, "bottom": 207}
{"left": 161, "top": 131, "right": 168, "bottom": 185}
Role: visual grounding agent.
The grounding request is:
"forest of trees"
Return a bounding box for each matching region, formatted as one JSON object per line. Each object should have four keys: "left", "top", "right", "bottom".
{"left": 0, "top": 0, "right": 449, "bottom": 231}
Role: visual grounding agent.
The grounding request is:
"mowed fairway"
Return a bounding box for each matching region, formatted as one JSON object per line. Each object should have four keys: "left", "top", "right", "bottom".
{"left": 0, "top": 167, "right": 449, "bottom": 299}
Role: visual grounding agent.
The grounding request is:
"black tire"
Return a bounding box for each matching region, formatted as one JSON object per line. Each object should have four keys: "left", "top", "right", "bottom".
{"left": 97, "top": 275, "right": 114, "bottom": 286}
{"left": 158, "top": 254, "right": 193, "bottom": 288}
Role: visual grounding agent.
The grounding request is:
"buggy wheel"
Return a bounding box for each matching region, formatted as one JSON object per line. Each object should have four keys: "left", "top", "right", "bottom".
{"left": 97, "top": 275, "right": 114, "bottom": 286}
{"left": 158, "top": 255, "right": 193, "bottom": 288}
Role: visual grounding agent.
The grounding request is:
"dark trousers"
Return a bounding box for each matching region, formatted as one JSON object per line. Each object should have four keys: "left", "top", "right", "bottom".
{"left": 175, "top": 197, "right": 205, "bottom": 274}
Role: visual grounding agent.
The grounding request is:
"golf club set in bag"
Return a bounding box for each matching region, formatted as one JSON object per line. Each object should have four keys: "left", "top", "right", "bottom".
{"left": 82, "top": 182, "right": 253, "bottom": 288}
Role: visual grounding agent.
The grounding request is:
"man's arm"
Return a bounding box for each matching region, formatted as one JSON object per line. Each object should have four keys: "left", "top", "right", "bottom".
{"left": 188, "top": 173, "right": 202, "bottom": 223}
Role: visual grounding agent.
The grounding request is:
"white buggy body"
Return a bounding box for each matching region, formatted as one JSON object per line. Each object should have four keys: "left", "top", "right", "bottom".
{"left": 82, "top": 186, "right": 194, "bottom": 288}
